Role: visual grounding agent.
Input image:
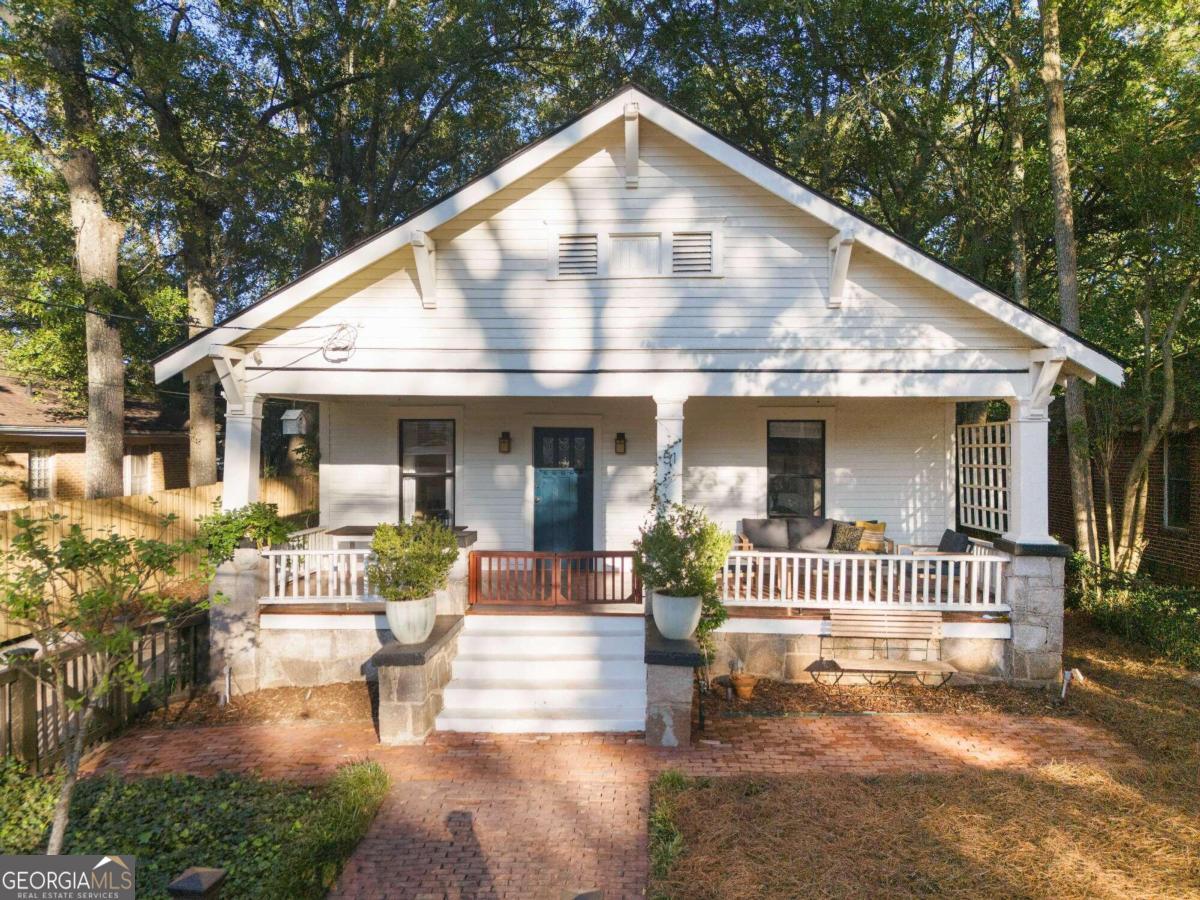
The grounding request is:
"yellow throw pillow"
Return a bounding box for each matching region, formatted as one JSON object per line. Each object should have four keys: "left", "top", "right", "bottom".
{"left": 855, "top": 520, "right": 887, "bottom": 553}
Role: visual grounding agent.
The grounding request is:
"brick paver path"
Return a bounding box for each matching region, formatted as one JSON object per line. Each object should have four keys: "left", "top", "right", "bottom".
{"left": 82, "top": 714, "right": 1134, "bottom": 899}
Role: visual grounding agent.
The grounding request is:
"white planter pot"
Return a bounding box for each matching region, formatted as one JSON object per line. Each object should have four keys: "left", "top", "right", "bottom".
{"left": 385, "top": 595, "right": 437, "bottom": 644}
{"left": 651, "top": 592, "right": 703, "bottom": 640}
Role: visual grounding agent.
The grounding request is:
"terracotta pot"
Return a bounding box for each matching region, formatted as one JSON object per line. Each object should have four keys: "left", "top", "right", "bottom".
{"left": 730, "top": 672, "right": 758, "bottom": 701}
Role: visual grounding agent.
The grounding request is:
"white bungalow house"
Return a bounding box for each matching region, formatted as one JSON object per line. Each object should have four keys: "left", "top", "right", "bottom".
{"left": 155, "top": 85, "right": 1122, "bottom": 737}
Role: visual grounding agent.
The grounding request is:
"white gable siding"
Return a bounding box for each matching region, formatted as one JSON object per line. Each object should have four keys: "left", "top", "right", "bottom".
{"left": 253, "top": 119, "right": 1033, "bottom": 379}
{"left": 320, "top": 397, "right": 953, "bottom": 550}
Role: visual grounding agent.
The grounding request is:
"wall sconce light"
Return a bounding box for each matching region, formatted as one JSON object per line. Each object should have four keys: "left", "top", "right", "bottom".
{"left": 498, "top": 431, "right": 512, "bottom": 454}
{"left": 614, "top": 432, "right": 627, "bottom": 455}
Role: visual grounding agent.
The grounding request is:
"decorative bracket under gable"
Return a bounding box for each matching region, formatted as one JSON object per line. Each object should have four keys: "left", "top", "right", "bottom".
{"left": 624, "top": 102, "right": 639, "bottom": 189}
{"left": 412, "top": 230, "right": 437, "bottom": 309}
{"left": 827, "top": 230, "right": 856, "bottom": 308}
{"left": 210, "top": 347, "right": 250, "bottom": 415}
{"left": 1020, "top": 349, "right": 1067, "bottom": 418}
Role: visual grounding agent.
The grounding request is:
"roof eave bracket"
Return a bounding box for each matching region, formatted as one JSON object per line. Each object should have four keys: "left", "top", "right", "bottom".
{"left": 827, "top": 230, "right": 856, "bottom": 308}
{"left": 412, "top": 230, "right": 437, "bottom": 309}
{"left": 624, "top": 102, "right": 639, "bottom": 189}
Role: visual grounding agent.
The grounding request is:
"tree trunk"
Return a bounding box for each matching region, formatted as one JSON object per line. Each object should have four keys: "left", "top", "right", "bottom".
{"left": 46, "top": 689, "right": 89, "bottom": 854}
{"left": 185, "top": 261, "right": 218, "bottom": 486}
{"left": 46, "top": 13, "right": 126, "bottom": 499}
{"left": 1039, "top": 0, "right": 1097, "bottom": 560}
{"left": 1006, "top": 0, "right": 1028, "bottom": 305}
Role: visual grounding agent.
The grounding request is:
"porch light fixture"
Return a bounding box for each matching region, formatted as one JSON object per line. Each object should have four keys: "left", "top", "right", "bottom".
{"left": 498, "top": 431, "right": 512, "bottom": 454}
{"left": 614, "top": 432, "right": 627, "bottom": 455}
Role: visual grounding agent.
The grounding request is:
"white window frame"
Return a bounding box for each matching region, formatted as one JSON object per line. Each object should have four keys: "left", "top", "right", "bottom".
{"left": 123, "top": 450, "right": 154, "bottom": 496}
{"left": 27, "top": 447, "right": 53, "bottom": 500}
{"left": 547, "top": 218, "right": 724, "bottom": 280}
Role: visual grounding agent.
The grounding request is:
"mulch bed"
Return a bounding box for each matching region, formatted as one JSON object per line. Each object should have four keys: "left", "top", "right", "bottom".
{"left": 703, "top": 675, "right": 1073, "bottom": 717}
{"left": 140, "top": 681, "right": 377, "bottom": 729}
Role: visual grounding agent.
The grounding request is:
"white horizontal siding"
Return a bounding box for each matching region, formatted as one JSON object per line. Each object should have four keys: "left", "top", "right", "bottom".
{"left": 319, "top": 397, "right": 952, "bottom": 550}
{"left": 255, "top": 119, "right": 1033, "bottom": 365}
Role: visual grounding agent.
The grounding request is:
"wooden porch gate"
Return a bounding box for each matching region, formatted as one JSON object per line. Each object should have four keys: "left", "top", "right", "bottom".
{"left": 468, "top": 551, "right": 642, "bottom": 607}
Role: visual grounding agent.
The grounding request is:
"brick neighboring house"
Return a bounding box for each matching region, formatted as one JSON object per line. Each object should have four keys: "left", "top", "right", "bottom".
{"left": 0, "top": 375, "right": 190, "bottom": 506}
{"left": 1049, "top": 415, "right": 1198, "bottom": 583}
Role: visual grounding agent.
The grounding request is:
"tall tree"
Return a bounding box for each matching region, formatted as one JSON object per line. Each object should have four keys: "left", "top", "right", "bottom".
{"left": 1037, "top": 0, "right": 1098, "bottom": 560}
{"left": 0, "top": 3, "right": 131, "bottom": 497}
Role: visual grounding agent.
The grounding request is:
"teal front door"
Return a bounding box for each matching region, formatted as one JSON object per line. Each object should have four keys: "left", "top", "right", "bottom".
{"left": 533, "top": 427, "right": 594, "bottom": 552}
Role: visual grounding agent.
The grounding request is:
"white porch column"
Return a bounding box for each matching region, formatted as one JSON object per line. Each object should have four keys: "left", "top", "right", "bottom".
{"left": 1003, "top": 396, "right": 1053, "bottom": 547}
{"left": 221, "top": 393, "right": 264, "bottom": 511}
{"left": 654, "top": 394, "right": 687, "bottom": 507}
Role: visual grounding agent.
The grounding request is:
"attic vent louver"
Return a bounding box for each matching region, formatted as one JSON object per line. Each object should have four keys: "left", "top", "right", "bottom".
{"left": 672, "top": 232, "right": 714, "bottom": 274}
{"left": 557, "top": 233, "right": 599, "bottom": 276}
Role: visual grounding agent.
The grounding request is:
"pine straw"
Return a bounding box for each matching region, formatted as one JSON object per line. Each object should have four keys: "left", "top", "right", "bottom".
{"left": 653, "top": 613, "right": 1200, "bottom": 899}
{"left": 706, "top": 677, "right": 1071, "bottom": 717}
{"left": 140, "top": 681, "right": 376, "bottom": 728}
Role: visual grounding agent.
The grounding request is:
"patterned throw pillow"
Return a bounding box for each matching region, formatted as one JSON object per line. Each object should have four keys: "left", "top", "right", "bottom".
{"left": 855, "top": 520, "right": 887, "bottom": 553}
{"left": 830, "top": 521, "right": 864, "bottom": 552}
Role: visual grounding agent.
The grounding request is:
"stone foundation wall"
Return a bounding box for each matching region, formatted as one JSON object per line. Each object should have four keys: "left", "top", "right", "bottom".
{"left": 709, "top": 630, "right": 1010, "bottom": 684}
{"left": 256, "top": 628, "right": 390, "bottom": 689}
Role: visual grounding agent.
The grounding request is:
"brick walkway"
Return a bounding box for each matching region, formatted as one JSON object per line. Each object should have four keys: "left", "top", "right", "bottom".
{"left": 82, "top": 715, "right": 1134, "bottom": 899}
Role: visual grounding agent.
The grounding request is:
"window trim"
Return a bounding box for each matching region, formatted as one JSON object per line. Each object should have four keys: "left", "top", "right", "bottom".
{"left": 399, "top": 418, "right": 456, "bottom": 527}
{"left": 546, "top": 218, "right": 724, "bottom": 280}
{"left": 1163, "top": 435, "right": 1191, "bottom": 531}
{"left": 766, "top": 418, "right": 827, "bottom": 519}
{"left": 27, "top": 447, "right": 53, "bottom": 500}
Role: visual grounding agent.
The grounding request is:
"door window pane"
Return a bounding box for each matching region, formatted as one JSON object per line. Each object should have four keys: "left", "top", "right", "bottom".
{"left": 400, "top": 420, "right": 454, "bottom": 525}
{"left": 767, "top": 421, "right": 825, "bottom": 517}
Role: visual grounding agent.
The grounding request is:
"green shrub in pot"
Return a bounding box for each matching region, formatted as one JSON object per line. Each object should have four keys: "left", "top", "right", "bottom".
{"left": 634, "top": 504, "right": 732, "bottom": 641}
{"left": 368, "top": 520, "right": 459, "bottom": 643}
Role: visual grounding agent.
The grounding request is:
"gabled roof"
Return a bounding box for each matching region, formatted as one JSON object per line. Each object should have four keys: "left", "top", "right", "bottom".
{"left": 154, "top": 84, "right": 1125, "bottom": 387}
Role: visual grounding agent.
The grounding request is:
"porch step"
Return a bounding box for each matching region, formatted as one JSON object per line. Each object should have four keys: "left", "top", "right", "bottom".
{"left": 435, "top": 707, "right": 646, "bottom": 734}
{"left": 451, "top": 653, "right": 644, "bottom": 681}
{"left": 443, "top": 678, "right": 645, "bottom": 712}
{"left": 436, "top": 614, "right": 648, "bottom": 735}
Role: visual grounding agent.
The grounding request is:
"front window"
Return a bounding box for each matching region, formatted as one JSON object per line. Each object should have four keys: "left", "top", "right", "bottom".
{"left": 767, "top": 420, "right": 825, "bottom": 517}
{"left": 400, "top": 420, "right": 455, "bottom": 526}
{"left": 28, "top": 448, "right": 51, "bottom": 500}
{"left": 1165, "top": 436, "right": 1191, "bottom": 529}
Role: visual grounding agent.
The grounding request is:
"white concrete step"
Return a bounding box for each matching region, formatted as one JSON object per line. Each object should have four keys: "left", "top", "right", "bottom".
{"left": 443, "top": 678, "right": 645, "bottom": 712}
{"left": 451, "top": 653, "right": 643, "bottom": 681}
{"left": 456, "top": 631, "right": 643, "bottom": 657}
{"left": 435, "top": 707, "right": 645, "bottom": 734}
{"left": 462, "top": 614, "right": 644, "bottom": 635}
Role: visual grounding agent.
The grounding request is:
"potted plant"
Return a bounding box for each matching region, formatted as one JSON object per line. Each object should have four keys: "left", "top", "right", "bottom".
{"left": 633, "top": 503, "right": 732, "bottom": 640}
{"left": 367, "top": 520, "right": 459, "bottom": 644}
{"left": 729, "top": 659, "right": 758, "bottom": 700}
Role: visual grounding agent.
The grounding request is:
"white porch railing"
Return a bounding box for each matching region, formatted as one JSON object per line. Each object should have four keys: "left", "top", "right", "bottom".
{"left": 721, "top": 550, "right": 1009, "bottom": 611}
{"left": 264, "top": 548, "right": 374, "bottom": 603}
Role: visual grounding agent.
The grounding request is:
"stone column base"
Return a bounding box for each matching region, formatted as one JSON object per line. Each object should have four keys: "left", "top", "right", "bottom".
{"left": 208, "top": 547, "right": 267, "bottom": 697}
{"left": 644, "top": 619, "right": 704, "bottom": 748}
{"left": 1004, "top": 552, "right": 1067, "bottom": 685}
{"left": 373, "top": 616, "right": 463, "bottom": 744}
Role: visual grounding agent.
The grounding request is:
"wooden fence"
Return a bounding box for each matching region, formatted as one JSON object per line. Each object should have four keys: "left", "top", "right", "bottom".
{"left": 0, "top": 475, "right": 318, "bottom": 643}
{"left": 0, "top": 610, "right": 210, "bottom": 772}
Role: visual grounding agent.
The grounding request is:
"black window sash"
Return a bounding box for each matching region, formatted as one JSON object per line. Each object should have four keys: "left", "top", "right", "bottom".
{"left": 399, "top": 419, "right": 455, "bottom": 526}
{"left": 766, "top": 420, "right": 826, "bottom": 518}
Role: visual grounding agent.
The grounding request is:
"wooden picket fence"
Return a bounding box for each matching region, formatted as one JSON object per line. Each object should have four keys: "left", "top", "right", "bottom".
{"left": 0, "top": 475, "right": 318, "bottom": 642}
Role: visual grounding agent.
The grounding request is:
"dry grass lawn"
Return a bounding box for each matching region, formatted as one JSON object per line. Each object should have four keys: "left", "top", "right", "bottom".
{"left": 652, "top": 613, "right": 1200, "bottom": 899}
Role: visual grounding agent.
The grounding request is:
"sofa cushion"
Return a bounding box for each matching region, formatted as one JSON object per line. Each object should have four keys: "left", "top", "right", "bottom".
{"left": 855, "top": 520, "right": 888, "bottom": 553}
{"left": 788, "top": 517, "right": 834, "bottom": 551}
{"left": 937, "top": 529, "right": 971, "bottom": 553}
{"left": 830, "top": 521, "right": 865, "bottom": 552}
{"left": 741, "top": 518, "right": 789, "bottom": 550}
